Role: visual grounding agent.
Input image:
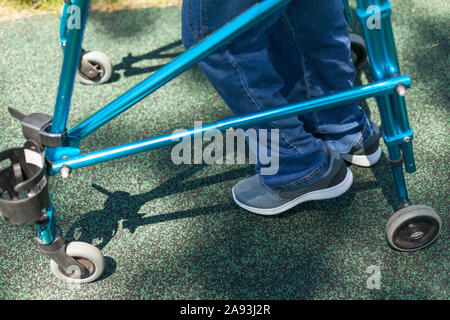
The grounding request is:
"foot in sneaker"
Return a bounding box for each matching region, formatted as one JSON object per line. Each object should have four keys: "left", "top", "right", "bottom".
{"left": 342, "top": 121, "right": 381, "bottom": 167}
{"left": 232, "top": 150, "right": 353, "bottom": 215}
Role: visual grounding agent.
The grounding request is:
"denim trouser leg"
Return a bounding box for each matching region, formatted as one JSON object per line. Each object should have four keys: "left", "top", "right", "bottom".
{"left": 181, "top": 0, "right": 370, "bottom": 190}
{"left": 267, "top": 0, "right": 371, "bottom": 154}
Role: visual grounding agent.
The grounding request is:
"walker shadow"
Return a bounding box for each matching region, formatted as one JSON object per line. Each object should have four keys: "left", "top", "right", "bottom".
{"left": 65, "top": 164, "right": 251, "bottom": 250}
{"left": 65, "top": 141, "right": 398, "bottom": 252}
{"left": 64, "top": 158, "right": 397, "bottom": 298}
{"left": 117, "top": 168, "right": 395, "bottom": 299}
{"left": 109, "top": 40, "right": 184, "bottom": 83}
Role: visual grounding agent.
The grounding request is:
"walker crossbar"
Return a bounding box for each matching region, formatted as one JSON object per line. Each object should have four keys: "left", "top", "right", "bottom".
{"left": 51, "top": 76, "right": 411, "bottom": 175}
{"left": 56, "top": 0, "right": 291, "bottom": 147}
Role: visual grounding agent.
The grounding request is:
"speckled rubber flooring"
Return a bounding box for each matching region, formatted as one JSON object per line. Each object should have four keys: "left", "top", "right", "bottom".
{"left": 0, "top": 0, "right": 448, "bottom": 299}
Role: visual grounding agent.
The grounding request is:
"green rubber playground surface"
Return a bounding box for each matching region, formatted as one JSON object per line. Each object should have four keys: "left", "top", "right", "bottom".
{"left": 0, "top": 0, "right": 448, "bottom": 299}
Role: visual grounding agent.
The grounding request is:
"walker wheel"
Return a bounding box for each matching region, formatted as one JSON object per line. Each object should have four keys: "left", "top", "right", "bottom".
{"left": 50, "top": 241, "right": 104, "bottom": 284}
{"left": 77, "top": 51, "right": 113, "bottom": 85}
{"left": 385, "top": 205, "right": 441, "bottom": 252}
{"left": 350, "top": 33, "right": 367, "bottom": 69}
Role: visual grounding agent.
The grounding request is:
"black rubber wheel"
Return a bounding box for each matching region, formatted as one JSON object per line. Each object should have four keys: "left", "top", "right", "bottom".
{"left": 385, "top": 205, "right": 441, "bottom": 252}
{"left": 350, "top": 33, "right": 367, "bottom": 69}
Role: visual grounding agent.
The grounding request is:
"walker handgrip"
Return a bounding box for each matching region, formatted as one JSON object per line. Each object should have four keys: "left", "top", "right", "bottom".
{"left": 7, "top": 107, "right": 66, "bottom": 148}
{"left": 8, "top": 107, "right": 25, "bottom": 121}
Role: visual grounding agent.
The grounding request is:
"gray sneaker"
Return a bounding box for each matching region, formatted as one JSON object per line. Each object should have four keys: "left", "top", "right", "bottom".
{"left": 232, "top": 151, "right": 353, "bottom": 215}
{"left": 342, "top": 121, "right": 381, "bottom": 167}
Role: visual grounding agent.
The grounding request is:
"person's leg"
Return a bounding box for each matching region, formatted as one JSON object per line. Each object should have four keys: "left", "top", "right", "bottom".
{"left": 181, "top": 0, "right": 354, "bottom": 215}
{"left": 181, "top": 0, "right": 330, "bottom": 190}
{"left": 269, "top": 0, "right": 377, "bottom": 156}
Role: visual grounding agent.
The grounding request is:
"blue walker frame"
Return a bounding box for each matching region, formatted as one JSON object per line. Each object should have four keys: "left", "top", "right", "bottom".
{"left": 45, "top": 0, "right": 414, "bottom": 241}
{"left": 3, "top": 0, "right": 441, "bottom": 282}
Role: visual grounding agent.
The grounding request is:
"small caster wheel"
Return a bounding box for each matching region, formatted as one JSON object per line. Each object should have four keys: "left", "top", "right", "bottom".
{"left": 350, "top": 33, "right": 367, "bottom": 69}
{"left": 77, "top": 51, "right": 113, "bottom": 85}
{"left": 50, "top": 241, "right": 104, "bottom": 284}
{"left": 385, "top": 205, "right": 442, "bottom": 252}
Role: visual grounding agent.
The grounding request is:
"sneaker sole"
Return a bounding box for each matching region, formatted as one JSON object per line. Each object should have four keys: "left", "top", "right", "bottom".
{"left": 232, "top": 168, "right": 353, "bottom": 216}
{"left": 342, "top": 146, "right": 381, "bottom": 167}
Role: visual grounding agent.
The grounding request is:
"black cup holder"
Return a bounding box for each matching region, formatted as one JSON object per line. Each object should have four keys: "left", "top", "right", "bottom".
{"left": 0, "top": 142, "right": 49, "bottom": 225}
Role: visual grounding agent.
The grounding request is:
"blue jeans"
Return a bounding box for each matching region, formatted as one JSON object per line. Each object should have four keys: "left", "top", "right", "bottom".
{"left": 181, "top": 0, "right": 372, "bottom": 190}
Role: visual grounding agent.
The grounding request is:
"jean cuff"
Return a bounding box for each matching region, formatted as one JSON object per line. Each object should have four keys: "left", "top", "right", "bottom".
{"left": 274, "top": 149, "right": 331, "bottom": 191}
{"left": 350, "top": 119, "right": 373, "bottom": 152}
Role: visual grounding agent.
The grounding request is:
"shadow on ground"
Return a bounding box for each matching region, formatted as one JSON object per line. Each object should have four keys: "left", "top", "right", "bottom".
{"left": 110, "top": 40, "right": 184, "bottom": 82}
